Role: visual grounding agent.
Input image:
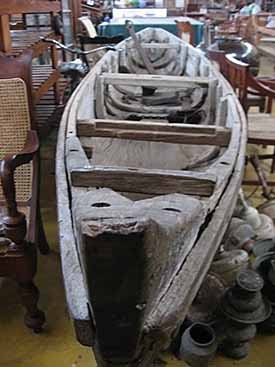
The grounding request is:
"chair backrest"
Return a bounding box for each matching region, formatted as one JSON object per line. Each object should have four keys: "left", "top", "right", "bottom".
{"left": 225, "top": 53, "right": 275, "bottom": 113}
{"left": 79, "top": 16, "right": 97, "bottom": 38}
{"left": 215, "top": 19, "right": 240, "bottom": 37}
{"left": 207, "top": 47, "right": 229, "bottom": 78}
{"left": 0, "top": 52, "right": 33, "bottom": 204}
{"left": 225, "top": 54, "right": 249, "bottom": 105}
{"left": 176, "top": 21, "right": 195, "bottom": 46}
{"left": 0, "top": 78, "right": 32, "bottom": 203}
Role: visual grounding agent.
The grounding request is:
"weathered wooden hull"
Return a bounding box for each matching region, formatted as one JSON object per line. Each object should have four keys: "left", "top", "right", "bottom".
{"left": 56, "top": 28, "right": 247, "bottom": 366}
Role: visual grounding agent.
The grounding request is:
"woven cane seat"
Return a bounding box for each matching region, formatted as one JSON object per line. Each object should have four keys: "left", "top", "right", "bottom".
{"left": 0, "top": 78, "right": 32, "bottom": 203}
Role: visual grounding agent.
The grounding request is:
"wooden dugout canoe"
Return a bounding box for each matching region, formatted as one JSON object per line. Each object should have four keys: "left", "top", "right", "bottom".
{"left": 56, "top": 28, "right": 247, "bottom": 367}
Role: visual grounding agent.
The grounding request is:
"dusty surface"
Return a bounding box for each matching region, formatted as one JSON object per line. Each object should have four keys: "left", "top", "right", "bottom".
{"left": 1, "top": 55, "right": 275, "bottom": 367}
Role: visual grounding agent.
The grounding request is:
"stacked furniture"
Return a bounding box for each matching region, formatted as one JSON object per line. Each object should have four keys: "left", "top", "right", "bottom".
{"left": 208, "top": 48, "right": 275, "bottom": 191}
{"left": 0, "top": 1, "right": 62, "bottom": 137}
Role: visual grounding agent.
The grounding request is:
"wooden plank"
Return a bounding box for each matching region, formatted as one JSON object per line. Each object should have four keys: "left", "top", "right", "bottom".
{"left": 127, "top": 43, "right": 180, "bottom": 49}
{"left": 0, "top": 15, "right": 11, "bottom": 53}
{"left": 126, "top": 22, "right": 156, "bottom": 74}
{"left": 101, "top": 73, "right": 214, "bottom": 88}
{"left": 81, "top": 213, "right": 149, "bottom": 361}
{"left": 248, "top": 117, "right": 275, "bottom": 145}
{"left": 77, "top": 119, "right": 231, "bottom": 147}
{"left": 71, "top": 166, "right": 216, "bottom": 197}
{"left": 0, "top": 1, "right": 61, "bottom": 15}
{"left": 33, "top": 68, "right": 60, "bottom": 104}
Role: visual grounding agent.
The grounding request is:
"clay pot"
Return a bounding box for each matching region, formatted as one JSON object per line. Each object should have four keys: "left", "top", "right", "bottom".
{"left": 222, "top": 341, "right": 250, "bottom": 360}
{"left": 210, "top": 250, "right": 249, "bottom": 286}
{"left": 259, "top": 302, "right": 275, "bottom": 333}
{"left": 225, "top": 323, "right": 257, "bottom": 344}
{"left": 253, "top": 252, "right": 275, "bottom": 302}
{"left": 241, "top": 206, "right": 262, "bottom": 230}
{"left": 187, "top": 272, "right": 226, "bottom": 324}
{"left": 252, "top": 239, "right": 275, "bottom": 257}
{"left": 227, "top": 288, "right": 262, "bottom": 312}
{"left": 224, "top": 218, "right": 255, "bottom": 252}
{"left": 258, "top": 199, "right": 275, "bottom": 226}
{"left": 221, "top": 270, "right": 272, "bottom": 324}
{"left": 179, "top": 323, "right": 217, "bottom": 367}
{"left": 255, "top": 214, "right": 275, "bottom": 241}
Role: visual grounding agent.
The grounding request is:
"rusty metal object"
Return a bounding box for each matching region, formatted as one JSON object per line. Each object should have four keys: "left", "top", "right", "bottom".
{"left": 220, "top": 270, "right": 271, "bottom": 359}
{"left": 179, "top": 322, "right": 218, "bottom": 367}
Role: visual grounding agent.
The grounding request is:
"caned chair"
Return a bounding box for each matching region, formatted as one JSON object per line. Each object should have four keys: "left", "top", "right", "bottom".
{"left": 0, "top": 52, "right": 49, "bottom": 332}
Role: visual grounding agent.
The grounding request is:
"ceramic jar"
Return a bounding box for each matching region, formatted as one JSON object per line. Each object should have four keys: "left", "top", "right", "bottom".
{"left": 210, "top": 250, "right": 249, "bottom": 286}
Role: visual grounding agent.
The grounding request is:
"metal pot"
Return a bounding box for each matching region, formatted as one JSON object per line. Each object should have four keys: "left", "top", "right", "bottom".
{"left": 179, "top": 323, "right": 217, "bottom": 367}
{"left": 252, "top": 239, "right": 275, "bottom": 258}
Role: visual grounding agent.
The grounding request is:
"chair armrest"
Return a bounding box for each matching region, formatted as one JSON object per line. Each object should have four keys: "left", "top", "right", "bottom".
{"left": 258, "top": 78, "right": 275, "bottom": 90}
{"left": 1, "top": 130, "right": 39, "bottom": 171}
{"left": 248, "top": 74, "right": 275, "bottom": 98}
{"left": 0, "top": 130, "right": 39, "bottom": 219}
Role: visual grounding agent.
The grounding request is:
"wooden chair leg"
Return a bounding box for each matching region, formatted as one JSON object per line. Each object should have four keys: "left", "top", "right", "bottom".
{"left": 18, "top": 280, "right": 45, "bottom": 333}
{"left": 1, "top": 156, "right": 45, "bottom": 332}
{"left": 37, "top": 208, "right": 50, "bottom": 255}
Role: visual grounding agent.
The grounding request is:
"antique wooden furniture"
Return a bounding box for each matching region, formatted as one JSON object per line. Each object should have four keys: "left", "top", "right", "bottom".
{"left": 56, "top": 28, "right": 246, "bottom": 367}
{"left": 215, "top": 19, "right": 240, "bottom": 37}
{"left": 176, "top": 20, "right": 195, "bottom": 46}
{"left": 225, "top": 53, "right": 275, "bottom": 180}
{"left": 0, "top": 52, "right": 48, "bottom": 332}
{"left": 0, "top": 1, "right": 62, "bottom": 136}
{"left": 252, "top": 13, "right": 275, "bottom": 59}
{"left": 225, "top": 54, "right": 275, "bottom": 114}
{"left": 207, "top": 46, "right": 266, "bottom": 112}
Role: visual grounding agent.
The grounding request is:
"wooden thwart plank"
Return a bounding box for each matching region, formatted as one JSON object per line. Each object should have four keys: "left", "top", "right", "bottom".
{"left": 100, "top": 73, "right": 214, "bottom": 87}
{"left": 77, "top": 119, "right": 231, "bottom": 147}
{"left": 127, "top": 43, "right": 180, "bottom": 49}
{"left": 70, "top": 166, "right": 216, "bottom": 197}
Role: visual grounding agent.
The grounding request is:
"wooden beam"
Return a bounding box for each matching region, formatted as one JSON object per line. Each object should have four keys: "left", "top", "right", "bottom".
{"left": 126, "top": 22, "right": 156, "bottom": 74}
{"left": 100, "top": 73, "right": 214, "bottom": 88}
{"left": 0, "top": 15, "right": 11, "bottom": 53}
{"left": 71, "top": 166, "right": 216, "bottom": 197}
{"left": 0, "top": 1, "right": 61, "bottom": 15}
{"left": 77, "top": 119, "right": 231, "bottom": 147}
{"left": 127, "top": 43, "right": 180, "bottom": 49}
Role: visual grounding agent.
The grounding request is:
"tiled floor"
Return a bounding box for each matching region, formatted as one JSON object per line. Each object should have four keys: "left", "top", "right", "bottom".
{"left": 1, "top": 56, "right": 275, "bottom": 367}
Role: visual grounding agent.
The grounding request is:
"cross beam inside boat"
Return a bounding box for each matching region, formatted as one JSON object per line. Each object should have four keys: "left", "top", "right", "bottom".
{"left": 77, "top": 119, "right": 231, "bottom": 147}
{"left": 100, "top": 73, "right": 216, "bottom": 87}
{"left": 127, "top": 43, "right": 180, "bottom": 49}
{"left": 70, "top": 166, "right": 216, "bottom": 197}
